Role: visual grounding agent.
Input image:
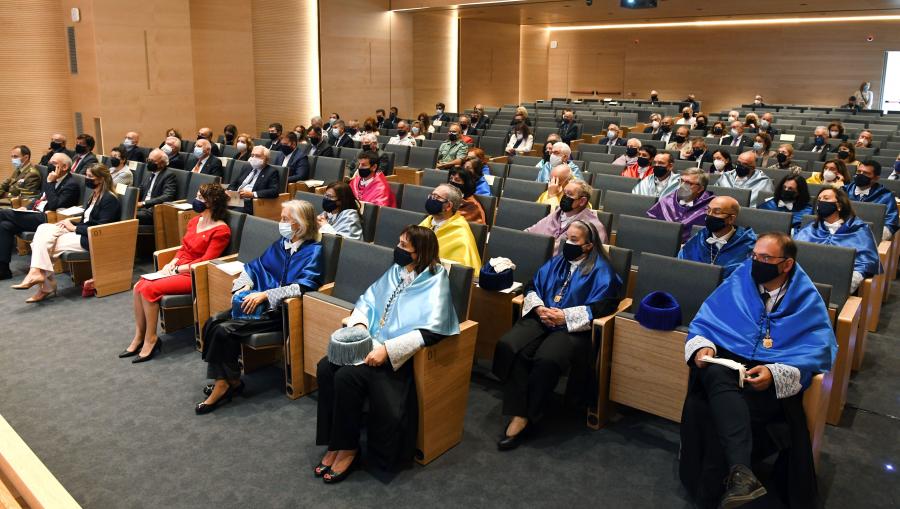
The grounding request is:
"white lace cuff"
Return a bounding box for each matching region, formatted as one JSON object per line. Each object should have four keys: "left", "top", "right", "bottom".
{"left": 347, "top": 308, "right": 368, "bottom": 329}
{"left": 684, "top": 335, "right": 717, "bottom": 364}
{"left": 266, "top": 283, "right": 302, "bottom": 308}
{"left": 318, "top": 222, "right": 337, "bottom": 236}
{"left": 850, "top": 271, "right": 863, "bottom": 295}
{"left": 882, "top": 226, "right": 892, "bottom": 242}
{"left": 766, "top": 363, "right": 802, "bottom": 399}
{"left": 522, "top": 291, "right": 545, "bottom": 317}
{"left": 563, "top": 305, "right": 592, "bottom": 332}
{"left": 384, "top": 330, "right": 425, "bottom": 370}
{"left": 231, "top": 271, "right": 252, "bottom": 293}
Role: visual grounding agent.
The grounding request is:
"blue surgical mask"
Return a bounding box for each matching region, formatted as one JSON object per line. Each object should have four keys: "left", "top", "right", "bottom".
{"left": 193, "top": 146, "right": 204, "bottom": 158}
{"left": 278, "top": 221, "right": 295, "bottom": 239}
{"left": 607, "top": 130, "right": 617, "bottom": 139}
{"left": 11, "top": 158, "right": 22, "bottom": 170}
{"left": 123, "top": 138, "right": 134, "bottom": 148}
{"left": 752, "top": 142, "right": 763, "bottom": 151}
{"left": 730, "top": 128, "right": 739, "bottom": 138}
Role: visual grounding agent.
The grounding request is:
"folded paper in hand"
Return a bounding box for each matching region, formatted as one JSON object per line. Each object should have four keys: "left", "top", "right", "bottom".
{"left": 57, "top": 206, "right": 85, "bottom": 216}
{"left": 701, "top": 356, "right": 747, "bottom": 388}
{"left": 216, "top": 260, "right": 245, "bottom": 276}
{"left": 141, "top": 271, "right": 171, "bottom": 281}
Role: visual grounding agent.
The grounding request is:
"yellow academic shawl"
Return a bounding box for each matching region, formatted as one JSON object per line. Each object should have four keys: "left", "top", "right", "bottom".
{"left": 535, "top": 191, "right": 593, "bottom": 212}
{"left": 419, "top": 212, "right": 482, "bottom": 269}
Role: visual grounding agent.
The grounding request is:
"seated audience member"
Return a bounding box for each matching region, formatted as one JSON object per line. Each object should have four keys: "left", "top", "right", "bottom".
{"left": 436, "top": 123, "right": 469, "bottom": 170}
{"left": 536, "top": 141, "right": 583, "bottom": 183}
{"left": 136, "top": 149, "right": 177, "bottom": 225}
{"left": 348, "top": 151, "right": 396, "bottom": 208}
{"left": 315, "top": 226, "right": 459, "bottom": 481}
{"left": 316, "top": 181, "right": 362, "bottom": 240}
{"left": 888, "top": 156, "right": 900, "bottom": 180}
{"left": 196, "top": 127, "right": 221, "bottom": 157}
{"left": 644, "top": 113, "right": 663, "bottom": 135}
{"left": 840, "top": 95, "right": 862, "bottom": 112}
{"left": 559, "top": 110, "right": 579, "bottom": 144}
{"left": 292, "top": 125, "right": 308, "bottom": 143}
{"left": 13, "top": 164, "right": 120, "bottom": 303}
{"left": 707, "top": 121, "right": 727, "bottom": 143}
{"left": 652, "top": 116, "right": 674, "bottom": 143}
{"left": 649, "top": 90, "right": 660, "bottom": 104}
{"left": 620, "top": 145, "right": 656, "bottom": 179}
{"left": 329, "top": 121, "right": 354, "bottom": 150}
{"left": 828, "top": 121, "right": 848, "bottom": 141}
{"left": 744, "top": 113, "right": 760, "bottom": 132}
{"left": 853, "top": 81, "right": 874, "bottom": 110}
{"left": 385, "top": 106, "right": 400, "bottom": 130}
{"left": 752, "top": 94, "right": 765, "bottom": 106}
{"left": 418, "top": 184, "right": 482, "bottom": 269}
{"left": 265, "top": 122, "right": 283, "bottom": 150}
{"left": 505, "top": 122, "right": 534, "bottom": 156}
{"left": 758, "top": 112, "right": 779, "bottom": 137}
{"left": 694, "top": 113, "right": 709, "bottom": 134}
{"left": 222, "top": 124, "right": 238, "bottom": 146}
{"left": 226, "top": 145, "right": 280, "bottom": 215}
{"left": 537, "top": 164, "right": 580, "bottom": 211}
{"left": 471, "top": 106, "right": 489, "bottom": 130}
{"left": 234, "top": 133, "right": 253, "bottom": 161}
{"left": 352, "top": 134, "right": 391, "bottom": 175}
{"left": 448, "top": 168, "right": 485, "bottom": 224}
{"left": 612, "top": 138, "right": 641, "bottom": 167}
{"left": 726, "top": 110, "right": 740, "bottom": 124}
{"left": 514, "top": 106, "right": 531, "bottom": 126}
{"left": 835, "top": 142, "right": 859, "bottom": 166}
{"left": 676, "top": 107, "right": 696, "bottom": 127}
{"left": 751, "top": 133, "right": 776, "bottom": 168}
{"left": 1, "top": 145, "right": 41, "bottom": 201}
{"left": 721, "top": 121, "right": 751, "bottom": 148}
{"left": 668, "top": 126, "right": 692, "bottom": 158}
{"left": 354, "top": 118, "right": 377, "bottom": 142}
{"left": 844, "top": 160, "right": 899, "bottom": 241}
{"left": 715, "top": 151, "right": 774, "bottom": 206}
{"left": 189, "top": 139, "right": 224, "bottom": 177}
{"left": 678, "top": 196, "right": 756, "bottom": 278}
{"left": 854, "top": 129, "right": 873, "bottom": 149}
{"left": 632, "top": 153, "right": 681, "bottom": 198}
{"left": 122, "top": 132, "right": 146, "bottom": 163}
{"left": 601, "top": 123, "right": 626, "bottom": 147}
{"left": 684, "top": 138, "right": 713, "bottom": 167}
{"left": 375, "top": 108, "right": 389, "bottom": 130}
{"left": 647, "top": 168, "right": 715, "bottom": 243}
{"left": 0, "top": 153, "right": 80, "bottom": 279}
{"left": 324, "top": 115, "right": 339, "bottom": 132}
{"left": 807, "top": 159, "right": 850, "bottom": 188}
{"left": 757, "top": 175, "right": 813, "bottom": 231}
{"left": 526, "top": 180, "right": 607, "bottom": 254}
{"left": 71, "top": 134, "right": 99, "bottom": 175}
{"left": 462, "top": 154, "right": 492, "bottom": 196}
{"left": 766, "top": 144, "right": 803, "bottom": 173}
{"left": 802, "top": 126, "right": 831, "bottom": 153}
{"left": 795, "top": 187, "right": 881, "bottom": 294}
{"left": 413, "top": 115, "right": 429, "bottom": 139}
{"left": 106, "top": 146, "right": 134, "bottom": 187}
{"left": 162, "top": 136, "right": 186, "bottom": 170}
{"left": 388, "top": 120, "right": 417, "bottom": 147}
{"left": 457, "top": 115, "right": 476, "bottom": 140}
{"left": 199, "top": 200, "right": 323, "bottom": 414}
{"left": 680, "top": 233, "right": 836, "bottom": 509}
{"left": 278, "top": 132, "right": 310, "bottom": 183}
{"left": 40, "top": 133, "right": 72, "bottom": 165}
{"left": 121, "top": 184, "right": 231, "bottom": 362}
{"left": 493, "top": 221, "right": 621, "bottom": 451}
{"left": 711, "top": 150, "right": 733, "bottom": 173}
{"left": 306, "top": 127, "right": 334, "bottom": 158}
{"left": 432, "top": 102, "right": 450, "bottom": 124}
{"left": 160, "top": 128, "right": 181, "bottom": 148}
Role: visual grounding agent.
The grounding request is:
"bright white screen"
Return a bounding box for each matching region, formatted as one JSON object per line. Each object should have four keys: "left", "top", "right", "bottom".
{"left": 881, "top": 51, "right": 900, "bottom": 112}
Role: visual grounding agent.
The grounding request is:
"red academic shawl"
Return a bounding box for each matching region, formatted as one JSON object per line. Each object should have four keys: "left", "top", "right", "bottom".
{"left": 349, "top": 172, "right": 396, "bottom": 208}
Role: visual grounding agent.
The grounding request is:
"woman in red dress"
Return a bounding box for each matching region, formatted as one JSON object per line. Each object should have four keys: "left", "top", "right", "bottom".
{"left": 120, "top": 184, "right": 232, "bottom": 363}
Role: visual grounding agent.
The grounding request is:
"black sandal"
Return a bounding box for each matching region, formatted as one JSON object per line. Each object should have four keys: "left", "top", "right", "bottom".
{"left": 322, "top": 454, "right": 359, "bottom": 484}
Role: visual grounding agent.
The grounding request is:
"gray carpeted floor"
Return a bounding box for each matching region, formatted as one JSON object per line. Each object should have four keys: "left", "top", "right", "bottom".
{"left": 0, "top": 254, "right": 898, "bottom": 508}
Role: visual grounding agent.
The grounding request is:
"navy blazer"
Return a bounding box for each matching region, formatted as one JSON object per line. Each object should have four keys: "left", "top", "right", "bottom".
{"left": 140, "top": 169, "right": 178, "bottom": 207}
{"left": 71, "top": 153, "right": 99, "bottom": 175}
{"left": 32, "top": 173, "right": 81, "bottom": 212}
{"left": 309, "top": 141, "right": 335, "bottom": 159}
{"left": 228, "top": 164, "right": 280, "bottom": 213}
{"left": 603, "top": 137, "right": 627, "bottom": 147}
{"left": 75, "top": 192, "right": 121, "bottom": 250}
{"left": 194, "top": 156, "right": 224, "bottom": 178}
{"left": 284, "top": 148, "right": 311, "bottom": 183}
{"left": 559, "top": 122, "right": 579, "bottom": 144}
{"left": 332, "top": 134, "right": 354, "bottom": 149}
{"left": 167, "top": 152, "right": 186, "bottom": 170}
{"left": 124, "top": 146, "right": 146, "bottom": 163}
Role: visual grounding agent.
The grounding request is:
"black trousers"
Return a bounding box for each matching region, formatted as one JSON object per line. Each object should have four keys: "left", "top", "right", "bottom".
{"left": 494, "top": 315, "right": 590, "bottom": 421}
{"left": 201, "top": 311, "right": 280, "bottom": 380}
{"left": 136, "top": 207, "right": 154, "bottom": 225}
{"left": 0, "top": 209, "right": 46, "bottom": 265}
{"left": 695, "top": 354, "right": 783, "bottom": 468}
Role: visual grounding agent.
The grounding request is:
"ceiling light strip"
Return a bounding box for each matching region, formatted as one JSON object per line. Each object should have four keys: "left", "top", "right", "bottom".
{"left": 547, "top": 14, "right": 900, "bottom": 31}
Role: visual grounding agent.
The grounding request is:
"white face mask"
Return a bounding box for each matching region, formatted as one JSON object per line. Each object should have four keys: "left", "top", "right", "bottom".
{"left": 830, "top": 130, "right": 839, "bottom": 137}
{"left": 728, "top": 116, "right": 737, "bottom": 122}
{"left": 760, "top": 119, "right": 769, "bottom": 128}
{"left": 123, "top": 139, "right": 134, "bottom": 148}
{"left": 607, "top": 131, "right": 617, "bottom": 139}
{"left": 193, "top": 146, "right": 204, "bottom": 158}
{"left": 752, "top": 142, "right": 763, "bottom": 151}
{"left": 249, "top": 156, "right": 264, "bottom": 170}
{"left": 713, "top": 159, "right": 726, "bottom": 171}
{"left": 332, "top": 128, "right": 341, "bottom": 137}
{"left": 162, "top": 144, "right": 174, "bottom": 155}
{"left": 436, "top": 109, "right": 443, "bottom": 115}
{"left": 411, "top": 127, "right": 420, "bottom": 135}
{"left": 549, "top": 155, "right": 563, "bottom": 167}
{"left": 651, "top": 121, "right": 660, "bottom": 129}
{"left": 278, "top": 221, "right": 295, "bottom": 240}
{"left": 823, "top": 169, "right": 837, "bottom": 182}
{"left": 730, "top": 129, "right": 740, "bottom": 137}
{"left": 236, "top": 142, "right": 247, "bottom": 152}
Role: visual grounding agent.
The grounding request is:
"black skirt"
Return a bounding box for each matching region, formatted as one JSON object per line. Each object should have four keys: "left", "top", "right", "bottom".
{"left": 201, "top": 310, "right": 282, "bottom": 364}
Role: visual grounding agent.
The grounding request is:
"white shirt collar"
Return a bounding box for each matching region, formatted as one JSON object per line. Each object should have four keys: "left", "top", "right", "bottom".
{"left": 431, "top": 215, "right": 448, "bottom": 229}
{"left": 679, "top": 199, "right": 694, "bottom": 207}
{"left": 777, "top": 200, "right": 794, "bottom": 210}
{"left": 824, "top": 218, "right": 844, "bottom": 234}
{"left": 706, "top": 227, "right": 735, "bottom": 247}
{"left": 283, "top": 239, "right": 302, "bottom": 253}
{"left": 854, "top": 186, "right": 871, "bottom": 197}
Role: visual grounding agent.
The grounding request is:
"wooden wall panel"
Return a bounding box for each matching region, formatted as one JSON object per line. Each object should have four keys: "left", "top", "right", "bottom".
{"left": 411, "top": 10, "right": 457, "bottom": 115}
{"left": 541, "top": 20, "right": 900, "bottom": 113}
{"left": 389, "top": 12, "right": 414, "bottom": 120}
{"left": 251, "top": 0, "right": 319, "bottom": 134}
{"left": 0, "top": 0, "right": 72, "bottom": 180}
{"left": 518, "top": 25, "right": 548, "bottom": 104}
{"left": 190, "top": 0, "right": 257, "bottom": 138}
{"left": 60, "top": 0, "right": 101, "bottom": 149}
{"left": 458, "top": 20, "right": 519, "bottom": 110}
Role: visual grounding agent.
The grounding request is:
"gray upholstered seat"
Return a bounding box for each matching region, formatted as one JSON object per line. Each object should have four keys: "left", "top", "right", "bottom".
{"left": 794, "top": 241, "right": 855, "bottom": 309}
{"left": 735, "top": 206, "right": 793, "bottom": 235}
{"left": 501, "top": 178, "right": 547, "bottom": 202}
{"left": 372, "top": 207, "right": 427, "bottom": 249}
{"left": 614, "top": 214, "right": 682, "bottom": 267}
{"left": 312, "top": 156, "right": 346, "bottom": 183}
{"left": 493, "top": 198, "right": 550, "bottom": 231}
{"left": 708, "top": 185, "right": 751, "bottom": 207}
{"left": 626, "top": 253, "right": 724, "bottom": 326}
{"left": 483, "top": 226, "right": 553, "bottom": 284}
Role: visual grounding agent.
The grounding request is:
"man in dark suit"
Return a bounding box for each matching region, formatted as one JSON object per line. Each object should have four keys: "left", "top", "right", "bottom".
{"left": 137, "top": 149, "right": 178, "bottom": 225}
{"left": 458, "top": 114, "right": 477, "bottom": 137}
{"left": 685, "top": 139, "right": 715, "bottom": 165}
{"left": 471, "top": 106, "right": 489, "bottom": 130}
{"left": 306, "top": 127, "right": 334, "bottom": 158}
{"left": 801, "top": 127, "right": 832, "bottom": 153}
{"left": 279, "top": 132, "right": 310, "bottom": 183}
{"left": 0, "top": 153, "right": 80, "bottom": 279}
{"left": 197, "top": 127, "right": 221, "bottom": 157}
{"left": 559, "top": 110, "right": 579, "bottom": 145}
{"left": 122, "top": 131, "right": 146, "bottom": 163}
{"left": 720, "top": 122, "right": 752, "bottom": 148}
{"left": 227, "top": 146, "right": 280, "bottom": 214}
{"left": 383, "top": 106, "right": 400, "bottom": 130}
{"left": 330, "top": 121, "right": 354, "bottom": 150}
{"left": 39, "top": 133, "right": 74, "bottom": 166}
{"left": 651, "top": 116, "right": 675, "bottom": 143}
{"left": 375, "top": 109, "right": 390, "bottom": 130}
{"left": 265, "top": 123, "right": 283, "bottom": 150}
{"left": 758, "top": 112, "right": 780, "bottom": 138}
{"left": 601, "top": 123, "right": 627, "bottom": 147}
{"left": 162, "top": 137, "right": 186, "bottom": 170}
{"left": 70, "top": 134, "right": 99, "bottom": 175}
{"left": 431, "top": 102, "right": 450, "bottom": 124}
{"left": 189, "top": 139, "right": 223, "bottom": 178}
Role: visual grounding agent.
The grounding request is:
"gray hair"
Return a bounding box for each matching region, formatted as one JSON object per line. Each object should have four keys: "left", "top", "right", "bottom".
{"left": 436, "top": 183, "right": 463, "bottom": 212}
{"left": 148, "top": 148, "right": 169, "bottom": 167}
{"left": 361, "top": 133, "right": 378, "bottom": 144}
{"left": 282, "top": 200, "right": 320, "bottom": 241}
{"left": 681, "top": 167, "right": 708, "bottom": 188}
{"left": 252, "top": 145, "right": 271, "bottom": 163}
{"left": 551, "top": 141, "right": 571, "bottom": 157}
{"left": 50, "top": 152, "right": 73, "bottom": 168}
{"left": 568, "top": 179, "right": 593, "bottom": 200}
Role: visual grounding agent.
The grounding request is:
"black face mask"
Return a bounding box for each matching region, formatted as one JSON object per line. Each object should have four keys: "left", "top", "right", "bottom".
{"left": 652, "top": 165, "right": 668, "bottom": 179}
{"left": 108, "top": 157, "right": 121, "bottom": 168}
{"left": 268, "top": 132, "right": 278, "bottom": 141}
{"left": 376, "top": 115, "right": 384, "bottom": 121}
{"left": 562, "top": 242, "right": 586, "bottom": 262}
{"left": 397, "top": 130, "right": 407, "bottom": 137}
{"left": 393, "top": 246, "right": 414, "bottom": 267}
{"left": 460, "top": 123, "right": 469, "bottom": 129}
{"left": 816, "top": 201, "right": 838, "bottom": 218}
{"left": 50, "top": 141, "right": 63, "bottom": 151}
{"left": 692, "top": 148, "right": 704, "bottom": 157}
{"left": 672, "top": 135, "right": 685, "bottom": 144}
{"left": 450, "top": 180, "right": 473, "bottom": 197}
{"left": 75, "top": 144, "right": 87, "bottom": 154}
{"left": 322, "top": 197, "right": 338, "bottom": 213}
{"left": 357, "top": 167, "right": 372, "bottom": 178}
{"left": 814, "top": 136, "right": 825, "bottom": 146}
{"left": 559, "top": 195, "right": 576, "bottom": 213}
{"left": 309, "top": 136, "right": 320, "bottom": 145}
{"left": 712, "top": 127, "right": 723, "bottom": 135}
{"left": 626, "top": 147, "right": 638, "bottom": 158}
{"left": 660, "top": 125, "right": 671, "bottom": 133}
{"left": 425, "top": 197, "right": 445, "bottom": 215}
{"left": 447, "top": 132, "right": 458, "bottom": 142}
{"left": 146, "top": 161, "right": 159, "bottom": 172}
{"left": 543, "top": 150, "right": 551, "bottom": 162}
{"left": 751, "top": 259, "right": 783, "bottom": 286}
{"left": 191, "top": 199, "right": 207, "bottom": 213}
{"left": 735, "top": 164, "right": 751, "bottom": 178}
{"left": 85, "top": 179, "right": 97, "bottom": 189}
{"left": 776, "top": 153, "right": 788, "bottom": 164}
{"left": 781, "top": 189, "right": 797, "bottom": 201}
{"left": 705, "top": 214, "right": 727, "bottom": 233}
{"left": 279, "top": 144, "right": 293, "bottom": 156}
{"left": 683, "top": 113, "right": 691, "bottom": 119}
{"left": 696, "top": 121, "right": 707, "bottom": 128}
{"left": 637, "top": 156, "right": 650, "bottom": 167}
{"left": 837, "top": 151, "right": 850, "bottom": 160}
{"left": 225, "top": 133, "right": 235, "bottom": 142}
{"left": 650, "top": 95, "right": 658, "bottom": 101}
{"left": 854, "top": 173, "right": 872, "bottom": 187}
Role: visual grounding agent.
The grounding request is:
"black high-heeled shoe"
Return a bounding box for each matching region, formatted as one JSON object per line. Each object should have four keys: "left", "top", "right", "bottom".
{"left": 497, "top": 422, "right": 530, "bottom": 451}
{"left": 131, "top": 341, "right": 161, "bottom": 364}
{"left": 322, "top": 453, "right": 360, "bottom": 484}
{"left": 314, "top": 461, "right": 332, "bottom": 478}
{"left": 203, "top": 380, "right": 244, "bottom": 397}
{"left": 118, "top": 342, "right": 144, "bottom": 358}
{"left": 195, "top": 384, "right": 237, "bottom": 415}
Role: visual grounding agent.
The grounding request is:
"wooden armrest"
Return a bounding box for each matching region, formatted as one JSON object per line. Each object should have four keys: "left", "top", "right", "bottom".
{"left": 592, "top": 298, "right": 632, "bottom": 328}
{"left": 488, "top": 156, "right": 508, "bottom": 164}
{"left": 317, "top": 282, "right": 335, "bottom": 296}
{"left": 252, "top": 193, "right": 290, "bottom": 220}
{"left": 511, "top": 294, "right": 524, "bottom": 306}
{"left": 213, "top": 253, "right": 239, "bottom": 263}
{"left": 384, "top": 174, "right": 398, "bottom": 182}
{"left": 153, "top": 245, "right": 182, "bottom": 270}
{"left": 837, "top": 295, "right": 861, "bottom": 324}
{"left": 86, "top": 219, "right": 139, "bottom": 297}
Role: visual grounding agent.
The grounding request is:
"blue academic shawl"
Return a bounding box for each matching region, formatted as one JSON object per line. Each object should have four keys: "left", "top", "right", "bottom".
{"left": 843, "top": 183, "right": 900, "bottom": 236}
{"left": 531, "top": 255, "right": 622, "bottom": 330}
{"left": 687, "top": 260, "right": 837, "bottom": 389}
{"left": 244, "top": 239, "right": 323, "bottom": 293}
{"left": 355, "top": 264, "right": 460, "bottom": 342}
{"left": 756, "top": 198, "right": 813, "bottom": 231}
{"left": 475, "top": 165, "right": 492, "bottom": 196}
{"left": 716, "top": 169, "right": 774, "bottom": 206}
{"left": 794, "top": 216, "right": 883, "bottom": 278}
{"left": 678, "top": 226, "right": 757, "bottom": 278}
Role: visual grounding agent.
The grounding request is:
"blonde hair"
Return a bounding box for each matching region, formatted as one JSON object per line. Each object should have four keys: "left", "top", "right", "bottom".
{"left": 282, "top": 200, "right": 320, "bottom": 241}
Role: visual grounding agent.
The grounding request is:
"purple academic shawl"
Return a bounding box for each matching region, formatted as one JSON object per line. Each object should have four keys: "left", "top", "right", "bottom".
{"left": 646, "top": 190, "right": 715, "bottom": 243}
{"left": 526, "top": 206, "right": 608, "bottom": 255}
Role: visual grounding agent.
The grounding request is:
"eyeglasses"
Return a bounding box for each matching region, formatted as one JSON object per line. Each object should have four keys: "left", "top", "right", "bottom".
{"left": 428, "top": 194, "right": 448, "bottom": 202}
{"left": 748, "top": 252, "right": 787, "bottom": 264}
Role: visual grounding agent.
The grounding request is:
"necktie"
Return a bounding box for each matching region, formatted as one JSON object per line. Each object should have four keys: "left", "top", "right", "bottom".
{"left": 192, "top": 160, "right": 201, "bottom": 173}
